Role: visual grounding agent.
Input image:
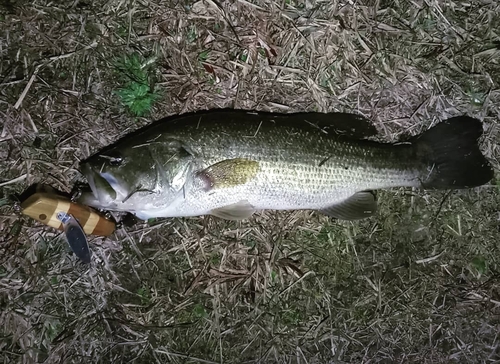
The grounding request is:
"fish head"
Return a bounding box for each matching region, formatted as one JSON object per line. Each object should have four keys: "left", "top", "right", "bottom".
{"left": 78, "top": 139, "right": 195, "bottom": 216}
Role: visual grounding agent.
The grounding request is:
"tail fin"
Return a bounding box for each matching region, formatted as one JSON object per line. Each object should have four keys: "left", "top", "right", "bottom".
{"left": 412, "top": 116, "right": 494, "bottom": 189}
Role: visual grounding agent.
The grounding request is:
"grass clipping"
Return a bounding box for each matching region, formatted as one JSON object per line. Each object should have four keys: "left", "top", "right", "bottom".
{"left": 0, "top": 0, "right": 500, "bottom": 363}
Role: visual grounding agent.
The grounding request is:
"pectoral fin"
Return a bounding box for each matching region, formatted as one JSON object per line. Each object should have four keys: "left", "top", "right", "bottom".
{"left": 198, "top": 158, "right": 260, "bottom": 190}
{"left": 319, "top": 191, "right": 377, "bottom": 220}
{"left": 210, "top": 200, "right": 256, "bottom": 220}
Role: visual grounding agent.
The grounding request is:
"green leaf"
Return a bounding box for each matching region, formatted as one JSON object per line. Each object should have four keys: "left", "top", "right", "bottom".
{"left": 270, "top": 270, "right": 277, "bottom": 283}
{"left": 10, "top": 221, "right": 21, "bottom": 236}
{"left": 193, "top": 303, "right": 207, "bottom": 318}
{"left": 115, "top": 83, "right": 159, "bottom": 116}
{"left": 114, "top": 53, "right": 149, "bottom": 84}
{"left": 471, "top": 256, "right": 487, "bottom": 275}
{"left": 186, "top": 26, "right": 197, "bottom": 43}
{"left": 137, "top": 286, "right": 151, "bottom": 305}
{"left": 45, "top": 320, "right": 62, "bottom": 342}
{"left": 210, "top": 252, "right": 221, "bottom": 265}
{"left": 113, "top": 53, "right": 159, "bottom": 116}
{"left": 198, "top": 50, "right": 210, "bottom": 61}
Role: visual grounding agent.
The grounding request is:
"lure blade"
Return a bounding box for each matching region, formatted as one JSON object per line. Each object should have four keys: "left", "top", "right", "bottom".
{"left": 57, "top": 212, "right": 91, "bottom": 263}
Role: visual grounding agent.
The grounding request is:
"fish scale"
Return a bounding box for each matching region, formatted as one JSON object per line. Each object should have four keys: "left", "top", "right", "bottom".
{"left": 176, "top": 140, "right": 419, "bottom": 215}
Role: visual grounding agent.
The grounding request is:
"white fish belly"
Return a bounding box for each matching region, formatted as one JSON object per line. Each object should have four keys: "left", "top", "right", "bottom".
{"left": 158, "top": 163, "right": 421, "bottom": 218}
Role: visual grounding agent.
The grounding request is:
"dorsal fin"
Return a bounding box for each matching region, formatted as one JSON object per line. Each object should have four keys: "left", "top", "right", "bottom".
{"left": 280, "top": 112, "right": 378, "bottom": 139}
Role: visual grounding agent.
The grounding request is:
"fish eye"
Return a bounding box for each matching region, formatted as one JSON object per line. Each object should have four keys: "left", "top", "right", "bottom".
{"left": 99, "top": 153, "right": 123, "bottom": 166}
{"left": 109, "top": 156, "right": 123, "bottom": 166}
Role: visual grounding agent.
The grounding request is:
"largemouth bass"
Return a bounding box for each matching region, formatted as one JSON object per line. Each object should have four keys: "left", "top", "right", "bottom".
{"left": 77, "top": 109, "right": 494, "bottom": 221}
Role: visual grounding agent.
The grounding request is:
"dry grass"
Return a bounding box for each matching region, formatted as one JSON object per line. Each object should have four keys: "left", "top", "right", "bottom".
{"left": 1, "top": 0, "right": 500, "bottom": 363}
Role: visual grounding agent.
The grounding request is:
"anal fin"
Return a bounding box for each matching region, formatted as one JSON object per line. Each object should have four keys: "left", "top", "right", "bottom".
{"left": 210, "top": 200, "right": 256, "bottom": 220}
{"left": 319, "top": 191, "right": 377, "bottom": 220}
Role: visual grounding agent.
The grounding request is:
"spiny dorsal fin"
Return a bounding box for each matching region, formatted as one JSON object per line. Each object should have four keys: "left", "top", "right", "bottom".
{"left": 286, "top": 112, "right": 378, "bottom": 139}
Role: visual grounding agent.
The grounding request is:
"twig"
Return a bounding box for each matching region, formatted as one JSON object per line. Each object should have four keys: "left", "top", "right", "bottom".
{"left": 14, "top": 64, "right": 43, "bottom": 110}
{"left": 154, "top": 349, "right": 219, "bottom": 364}
{"left": 0, "top": 174, "right": 27, "bottom": 187}
{"left": 415, "top": 250, "right": 446, "bottom": 264}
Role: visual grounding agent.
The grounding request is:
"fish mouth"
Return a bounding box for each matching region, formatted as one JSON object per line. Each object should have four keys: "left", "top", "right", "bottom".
{"left": 80, "top": 163, "right": 120, "bottom": 206}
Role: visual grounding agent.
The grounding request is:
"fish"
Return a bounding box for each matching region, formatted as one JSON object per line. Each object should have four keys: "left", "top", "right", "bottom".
{"left": 77, "top": 109, "right": 494, "bottom": 221}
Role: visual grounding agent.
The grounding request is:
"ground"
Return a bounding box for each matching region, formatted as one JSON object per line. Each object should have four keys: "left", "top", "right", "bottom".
{"left": 1, "top": 0, "right": 500, "bottom": 363}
